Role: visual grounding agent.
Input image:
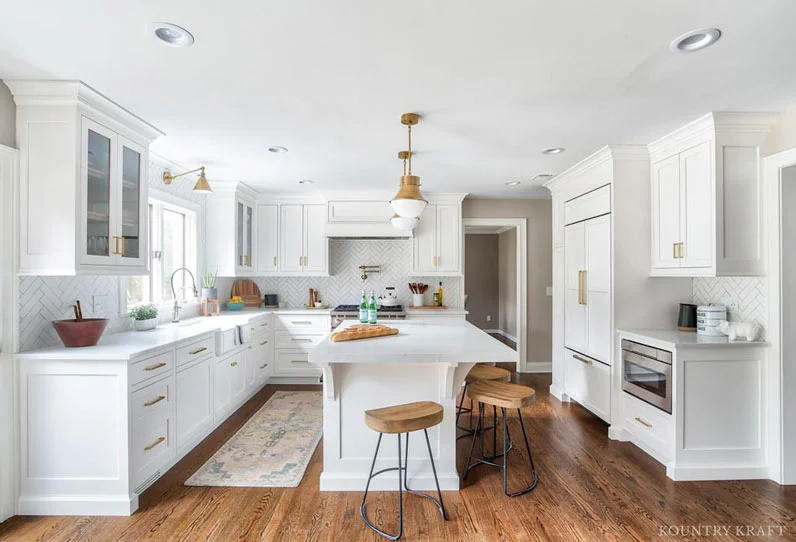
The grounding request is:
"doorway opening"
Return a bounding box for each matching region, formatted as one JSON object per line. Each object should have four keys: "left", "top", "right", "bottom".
{"left": 462, "top": 218, "right": 527, "bottom": 373}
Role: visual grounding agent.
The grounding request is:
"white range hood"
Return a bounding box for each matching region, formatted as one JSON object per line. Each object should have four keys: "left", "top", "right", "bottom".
{"left": 324, "top": 199, "right": 412, "bottom": 238}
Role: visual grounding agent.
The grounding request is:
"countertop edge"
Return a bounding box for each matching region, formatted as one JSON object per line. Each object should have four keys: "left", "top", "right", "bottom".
{"left": 617, "top": 328, "right": 771, "bottom": 348}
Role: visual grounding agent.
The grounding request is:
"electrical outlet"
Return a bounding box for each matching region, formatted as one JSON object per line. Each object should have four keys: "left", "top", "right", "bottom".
{"left": 546, "top": 286, "right": 553, "bottom": 296}
{"left": 723, "top": 294, "right": 740, "bottom": 315}
{"left": 93, "top": 294, "right": 111, "bottom": 315}
{"left": 486, "top": 315, "right": 492, "bottom": 322}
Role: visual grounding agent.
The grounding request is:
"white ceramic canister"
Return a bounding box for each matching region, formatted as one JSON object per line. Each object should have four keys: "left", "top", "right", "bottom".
{"left": 697, "top": 305, "right": 727, "bottom": 336}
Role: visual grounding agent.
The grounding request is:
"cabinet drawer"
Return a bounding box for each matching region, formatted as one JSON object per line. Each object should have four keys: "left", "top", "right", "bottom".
{"left": 249, "top": 316, "right": 271, "bottom": 334}
{"left": 274, "top": 350, "right": 320, "bottom": 376}
{"left": 131, "top": 351, "right": 174, "bottom": 387}
{"left": 564, "top": 349, "right": 610, "bottom": 422}
{"left": 622, "top": 391, "right": 672, "bottom": 458}
{"left": 176, "top": 335, "right": 214, "bottom": 367}
{"left": 131, "top": 376, "right": 173, "bottom": 421}
{"left": 132, "top": 411, "right": 174, "bottom": 488}
{"left": 564, "top": 185, "right": 611, "bottom": 225}
{"left": 275, "top": 331, "right": 324, "bottom": 349}
{"left": 251, "top": 332, "right": 272, "bottom": 349}
{"left": 275, "top": 314, "right": 329, "bottom": 331}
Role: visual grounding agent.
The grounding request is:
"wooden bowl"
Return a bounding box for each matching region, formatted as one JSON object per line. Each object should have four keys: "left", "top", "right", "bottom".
{"left": 52, "top": 318, "right": 109, "bottom": 347}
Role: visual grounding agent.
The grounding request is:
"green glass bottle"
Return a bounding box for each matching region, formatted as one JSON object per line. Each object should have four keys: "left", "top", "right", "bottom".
{"left": 359, "top": 291, "right": 368, "bottom": 323}
{"left": 368, "top": 290, "right": 378, "bottom": 324}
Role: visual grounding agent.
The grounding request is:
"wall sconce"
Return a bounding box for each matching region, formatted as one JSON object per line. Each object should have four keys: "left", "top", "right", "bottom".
{"left": 162, "top": 166, "right": 213, "bottom": 194}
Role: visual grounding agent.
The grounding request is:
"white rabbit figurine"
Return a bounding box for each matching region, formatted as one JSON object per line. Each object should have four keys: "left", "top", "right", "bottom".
{"left": 716, "top": 320, "right": 760, "bottom": 342}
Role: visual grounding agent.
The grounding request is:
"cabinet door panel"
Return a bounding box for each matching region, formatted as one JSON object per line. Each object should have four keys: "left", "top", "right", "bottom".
{"left": 231, "top": 355, "right": 246, "bottom": 404}
{"left": 585, "top": 215, "right": 611, "bottom": 363}
{"left": 80, "top": 118, "right": 117, "bottom": 266}
{"left": 435, "top": 204, "right": 460, "bottom": 272}
{"left": 413, "top": 205, "right": 437, "bottom": 273}
{"left": 117, "top": 137, "right": 147, "bottom": 268}
{"left": 680, "top": 141, "right": 713, "bottom": 268}
{"left": 236, "top": 201, "right": 245, "bottom": 269}
{"left": 279, "top": 205, "right": 304, "bottom": 272}
{"left": 245, "top": 203, "right": 254, "bottom": 269}
{"left": 303, "top": 205, "right": 327, "bottom": 273}
{"left": 586, "top": 291, "right": 611, "bottom": 364}
{"left": 564, "top": 223, "right": 586, "bottom": 352}
{"left": 651, "top": 154, "right": 681, "bottom": 269}
{"left": 213, "top": 357, "right": 231, "bottom": 422}
{"left": 256, "top": 204, "right": 279, "bottom": 272}
{"left": 176, "top": 359, "right": 212, "bottom": 449}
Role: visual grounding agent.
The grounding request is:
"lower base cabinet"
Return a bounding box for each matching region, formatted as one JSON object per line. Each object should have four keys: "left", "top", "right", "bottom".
{"left": 131, "top": 375, "right": 176, "bottom": 490}
{"left": 175, "top": 357, "right": 213, "bottom": 452}
{"left": 564, "top": 348, "right": 610, "bottom": 422}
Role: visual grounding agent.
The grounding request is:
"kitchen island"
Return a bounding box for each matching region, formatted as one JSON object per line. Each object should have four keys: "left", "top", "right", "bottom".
{"left": 309, "top": 319, "right": 518, "bottom": 491}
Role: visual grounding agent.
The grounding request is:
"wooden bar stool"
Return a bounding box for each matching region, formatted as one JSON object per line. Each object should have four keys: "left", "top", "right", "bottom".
{"left": 361, "top": 401, "right": 448, "bottom": 540}
{"left": 456, "top": 365, "right": 511, "bottom": 442}
{"left": 462, "top": 381, "right": 538, "bottom": 497}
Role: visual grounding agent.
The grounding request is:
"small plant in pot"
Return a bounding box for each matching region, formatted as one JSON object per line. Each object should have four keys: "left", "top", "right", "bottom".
{"left": 202, "top": 271, "right": 218, "bottom": 301}
{"left": 130, "top": 304, "right": 159, "bottom": 331}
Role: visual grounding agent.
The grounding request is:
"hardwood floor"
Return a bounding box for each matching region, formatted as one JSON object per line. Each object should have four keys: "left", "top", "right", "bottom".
{"left": 1, "top": 375, "right": 794, "bottom": 541}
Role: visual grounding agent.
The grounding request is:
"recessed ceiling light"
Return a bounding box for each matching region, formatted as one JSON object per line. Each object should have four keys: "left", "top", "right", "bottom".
{"left": 298, "top": 179, "right": 314, "bottom": 185}
{"left": 150, "top": 22, "right": 194, "bottom": 47}
{"left": 542, "top": 147, "right": 565, "bottom": 155}
{"left": 670, "top": 28, "right": 721, "bottom": 53}
{"left": 505, "top": 181, "right": 521, "bottom": 186}
{"left": 532, "top": 174, "right": 554, "bottom": 182}
{"left": 268, "top": 146, "right": 288, "bottom": 153}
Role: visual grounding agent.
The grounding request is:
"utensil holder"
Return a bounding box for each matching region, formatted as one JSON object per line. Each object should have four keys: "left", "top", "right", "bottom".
{"left": 412, "top": 293, "right": 424, "bottom": 307}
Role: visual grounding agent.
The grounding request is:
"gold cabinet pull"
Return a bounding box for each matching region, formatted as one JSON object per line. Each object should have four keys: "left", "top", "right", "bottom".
{"left": 144, "top": 436, "right": 166, "bottom": 451}
{"left": 120, "top": 236, "right": 126, "bottom": 255}
{"left": 573, "top": 354, "right": 592, "bottom": 365}
{"left": 230, "top": 361, "right": 238, "bottom": 367}
{"left": 260, "top": 322, "right": 268, "bottom": 327}
{"left": 111, "top": 236, "right": 122, "bottom": 255}
{"left": 291, "top": 321, "right": 312, "bottom": 325}
{"left": 581, "top": 270, "right": 587, "bottom": 305}
{"left": 292, "top": 338, "right": 312, "bottom": 343}
{"left": 577, "top": 270, "right": 587, "bottom": 305}
{"left": 189, "top": 346, "right": 207, "bottom": 355}
{"left": 673, "top": 243, "right": 677, "bottom": 259}
{"left": 248, "top": 346, "right": 253, "bottom": 350}
{"left": 292, "top": 359, "right": 308, "bottom": 363}
{"left": 260, "top": 340, "right": 268, "bottom": 346}
{"left": 273, "top": 256, "right": 277, "bottom": 267}
{"left": 678, "top": 242, "right": 684, "bottom": 259}
{"left": 144, "top": 395, "right": 166, "bottom": 407}
{"left": 259, "top": 363, "right": 268, "bottom": 369}
{"left": 635, "top": 416, "right": 652, "bottom": 428}
{"left": 145, "top": 362, "right": 167, "bottom": 371}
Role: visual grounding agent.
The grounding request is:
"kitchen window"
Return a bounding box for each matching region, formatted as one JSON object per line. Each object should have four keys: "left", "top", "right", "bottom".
{"left": 126, "top": 198, "right": 197, "bottom": 308}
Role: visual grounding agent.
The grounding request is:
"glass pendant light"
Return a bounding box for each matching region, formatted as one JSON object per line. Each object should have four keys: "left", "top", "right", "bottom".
{"left": 390, "top": 113, "right": 427, "bottom": 218}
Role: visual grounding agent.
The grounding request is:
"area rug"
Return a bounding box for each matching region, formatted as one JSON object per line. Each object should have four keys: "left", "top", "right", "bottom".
{"left": 185, "top": 390, "right": 323, "bottom": 487}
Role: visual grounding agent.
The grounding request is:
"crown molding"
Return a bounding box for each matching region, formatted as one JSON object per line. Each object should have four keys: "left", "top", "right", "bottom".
{"left": 544, "top": 145, "right": 647, "bottom": 195}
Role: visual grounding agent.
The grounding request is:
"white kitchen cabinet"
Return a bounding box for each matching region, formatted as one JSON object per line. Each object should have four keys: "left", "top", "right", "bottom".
{"left": 213, "top": 354, "right": 232, "bottom": 423}
{"left": 648, "top": 113, "right": 777, "bottom": 277}
{"left": 411, "top": 203, "right": 462, "bottom": 276}
{"left": 206, "top": 182, "right": 258, "bottom": 277}
{"left": 9, "top": 81, "right": 162, "bottom": 275}
{"left": 175, "top": 356, "right": 213, "bottom": 452}
{"left": 278, "top": 204, "right": 329, "bottom": 275}
{"left": 272, "top": 314, "right": 329, "bottom": 378}
{"left": 256, "top": 204, "right": 279, "bottom": 273}
{"left": 230, "top": 352, "right": 246, "bottom": 406}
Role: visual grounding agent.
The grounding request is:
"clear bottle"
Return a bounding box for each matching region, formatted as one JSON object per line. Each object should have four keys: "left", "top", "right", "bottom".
{"left": 359, "top": 291, "right": 368, "bottom": 323}
{"left": 368, "top": 291, "right": 378, "bottom": 324}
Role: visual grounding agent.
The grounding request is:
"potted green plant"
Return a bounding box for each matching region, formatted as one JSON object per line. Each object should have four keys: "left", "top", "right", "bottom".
{"left": 202, "top": 271, "right": 218, "bottom": 301}
{"left": 130, "top": 304, "right": 159, "bottom": 331}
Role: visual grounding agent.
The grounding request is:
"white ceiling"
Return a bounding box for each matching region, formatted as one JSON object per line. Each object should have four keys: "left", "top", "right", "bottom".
{"left": 1, "top": 1, "right": 795, "bottom": 198}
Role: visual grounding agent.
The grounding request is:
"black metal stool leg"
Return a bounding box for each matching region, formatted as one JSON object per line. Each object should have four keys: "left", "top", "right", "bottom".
{"left": 462, "top": 402, "right": 483, "bottom": 480}
{"left": 502, "top": 408, "right": 538, "bottom": 497}
{"left": 455, "top": 383, "right": 473, "bottom": 440}
{"left": 360, "top": 433, "right": 404, "bottom": 540}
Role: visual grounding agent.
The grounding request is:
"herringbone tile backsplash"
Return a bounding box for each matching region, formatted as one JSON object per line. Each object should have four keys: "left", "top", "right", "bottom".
{"left": 216, "top": 238, "right": 462, "bottom": 310}
{"left": 692, "top": 277, "right": 767, "bottom": 339}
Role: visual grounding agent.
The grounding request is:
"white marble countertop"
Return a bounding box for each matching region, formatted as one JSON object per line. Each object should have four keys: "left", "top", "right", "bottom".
{"left": 309, "top": 319, "right": 517, "bottom": 364}
{"left": 404, "top": 308, "right": 469, "bottom": 315}
{"left": 618, "top": 328, "right": 770, "bottom": 349}
{"left": 16, "top": 307, "right": 332, "bottom": 361}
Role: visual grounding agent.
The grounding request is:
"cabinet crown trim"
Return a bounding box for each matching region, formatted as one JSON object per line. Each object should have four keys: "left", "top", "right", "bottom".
{"left": 7, "top": 80, "right": 164, "bottom": 142}
{"left": 544, "top": 145, "right": 647, "bottom": 196}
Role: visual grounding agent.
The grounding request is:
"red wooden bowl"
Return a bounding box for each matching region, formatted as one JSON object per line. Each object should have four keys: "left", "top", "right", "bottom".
{"left": 52, "top": 318, "right": 109, "bottom": 347}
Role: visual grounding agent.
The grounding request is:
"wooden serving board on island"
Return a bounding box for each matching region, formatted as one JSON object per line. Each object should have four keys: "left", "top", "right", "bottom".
{"left": 408, "top": 305, "right": 448, "bottom": 310}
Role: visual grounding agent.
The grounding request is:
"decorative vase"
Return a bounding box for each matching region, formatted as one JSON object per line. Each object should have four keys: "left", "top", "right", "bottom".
{"left": 134, "top": 317, "right": 158, "bottom": 331}
{"left": 202, "top": 287, "right": 218, "bottom": 300}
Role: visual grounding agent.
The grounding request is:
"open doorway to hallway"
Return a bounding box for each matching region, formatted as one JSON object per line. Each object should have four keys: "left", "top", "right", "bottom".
{"left": 463, "top": 218, "right": 527, "bottom": 372}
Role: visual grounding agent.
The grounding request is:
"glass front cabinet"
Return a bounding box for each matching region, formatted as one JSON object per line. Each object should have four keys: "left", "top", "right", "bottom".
{"left": 236, "top": 199, "right": 255, "bottom": 273}
{"left": 80, "top": 118, "right": 149, "bottom": 272}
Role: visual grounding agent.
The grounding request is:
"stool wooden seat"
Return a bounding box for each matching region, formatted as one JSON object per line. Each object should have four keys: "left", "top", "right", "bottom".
{"left": 365, "top": 401, "right": 443, "bottom": 434}
{"left": 361, "top": 400, "right": 447, "bottom": 539}
{"left": 467, "top": 381, "right": 535, "bottom": 409}
{"left": 465, "top": 365, "right": 511, "bottom": 384}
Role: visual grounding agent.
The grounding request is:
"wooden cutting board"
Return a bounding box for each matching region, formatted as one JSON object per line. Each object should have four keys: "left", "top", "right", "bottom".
{"left": 231, "top": 280, "right": 261, "bottom": 307}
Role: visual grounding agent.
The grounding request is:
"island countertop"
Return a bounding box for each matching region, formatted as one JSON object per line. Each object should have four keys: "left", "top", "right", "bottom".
{"left": 309, "top": 319, "right": 518, "bottom": 364}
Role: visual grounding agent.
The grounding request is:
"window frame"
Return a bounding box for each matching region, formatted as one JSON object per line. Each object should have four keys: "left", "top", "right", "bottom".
{"left": 122, "top": 190, "right": 200, "bottom": 314}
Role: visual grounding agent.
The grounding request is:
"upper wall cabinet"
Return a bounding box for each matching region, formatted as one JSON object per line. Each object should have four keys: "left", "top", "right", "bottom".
{"left": 9, "top": 81, "right": 163, "bottom": 275}
{"left": 278, "top": 204, "right": 328, "bottom": 275}
{"left": 206, "top": 182, "right": 258, "bottom": 277}
{"left": 649, "top": 113, "right": 777, "bottom": 277}
{"left": 255, "top": 204, "right": 278, "bottom": 273}
{"left": 411, "top": 199, "right": 464, "bottom": 276}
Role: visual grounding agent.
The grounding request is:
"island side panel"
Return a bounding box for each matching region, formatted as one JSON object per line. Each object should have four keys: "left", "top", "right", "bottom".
{"left": 320, "top": 362, "right": 474, "bottom": 491}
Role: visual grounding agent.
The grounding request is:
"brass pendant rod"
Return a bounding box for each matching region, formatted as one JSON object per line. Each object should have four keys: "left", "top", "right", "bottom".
{"left": 407, "top": 125, "right": 412, "bottom": 175}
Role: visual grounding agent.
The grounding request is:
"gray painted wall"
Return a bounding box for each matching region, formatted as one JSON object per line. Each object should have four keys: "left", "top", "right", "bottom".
{"left": 464, "top": 234, "right": 499, "bottom": 330}
{"left": 498, "top": 228, "right": 517, "bottom": 337}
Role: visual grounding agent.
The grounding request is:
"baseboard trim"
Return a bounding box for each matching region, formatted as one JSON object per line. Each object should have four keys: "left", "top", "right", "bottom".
{"left": 267, "top": 376, "right": 322, "bottom": 386}
{"left": 320, "top": 472, "right": 460, "bottom": 492}
{"left": 522, "top": 361, "right": 551, "bottom": 373}
{"left": 667, "top": 465, "right": 770, "bottom": 482}
{"left": 17, "top": 494, "right": 137, "bottom": 516}
{"left": 549, "top": 384, "right": 569, "bottom": 402}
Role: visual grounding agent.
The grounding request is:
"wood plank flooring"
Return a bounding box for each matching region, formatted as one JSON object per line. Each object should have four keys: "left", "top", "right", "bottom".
{"left": 1, "top": 375, "right": 794, "bottom": 541}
